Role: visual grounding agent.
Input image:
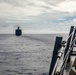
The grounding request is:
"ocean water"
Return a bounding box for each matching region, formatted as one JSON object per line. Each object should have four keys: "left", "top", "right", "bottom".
{"left": 0, "top": 34, "right": 67, "bottom": 75}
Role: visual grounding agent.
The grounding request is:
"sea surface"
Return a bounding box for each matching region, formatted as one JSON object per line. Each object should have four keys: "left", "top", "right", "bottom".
{"left": 0, "top": 34, "right": 67, "bottom": 75}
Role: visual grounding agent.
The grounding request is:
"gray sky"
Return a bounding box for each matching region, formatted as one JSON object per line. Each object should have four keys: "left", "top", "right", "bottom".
{"left": 0, "top": 0, "right": 76, "bottom": 34}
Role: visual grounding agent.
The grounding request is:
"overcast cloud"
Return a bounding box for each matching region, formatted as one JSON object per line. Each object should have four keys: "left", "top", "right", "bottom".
{"left": 0, "top": 0, "right": 76, "bottom": 34}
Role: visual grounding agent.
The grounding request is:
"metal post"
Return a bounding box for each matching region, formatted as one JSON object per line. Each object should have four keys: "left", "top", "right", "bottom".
{"left": 68, "top": 28, "right": 76, "bottom": 62}
{"left": 49, "top": 37, "right": 63, "bottom": 75}
{"left": 64, "top": 26, "right": 74, "bottom": 62}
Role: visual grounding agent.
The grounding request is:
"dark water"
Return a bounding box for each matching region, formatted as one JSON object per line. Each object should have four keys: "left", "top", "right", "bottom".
{"left": 0, "top": 34, "right": 67, "bottom": 75}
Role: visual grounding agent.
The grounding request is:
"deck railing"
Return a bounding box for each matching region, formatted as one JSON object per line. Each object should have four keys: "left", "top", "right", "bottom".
{"left": 49, "top": 26, "right": 76, "bottom": 75}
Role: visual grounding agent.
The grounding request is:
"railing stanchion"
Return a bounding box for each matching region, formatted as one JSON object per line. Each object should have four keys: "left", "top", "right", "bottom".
{"left": 49, "top": 37, "right": 63, "bottom": 75}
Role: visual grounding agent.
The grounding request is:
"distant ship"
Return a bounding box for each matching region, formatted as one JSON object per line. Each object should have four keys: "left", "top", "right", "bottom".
{"left": 15, "top": 26, "right": 22, "bottom": 36}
